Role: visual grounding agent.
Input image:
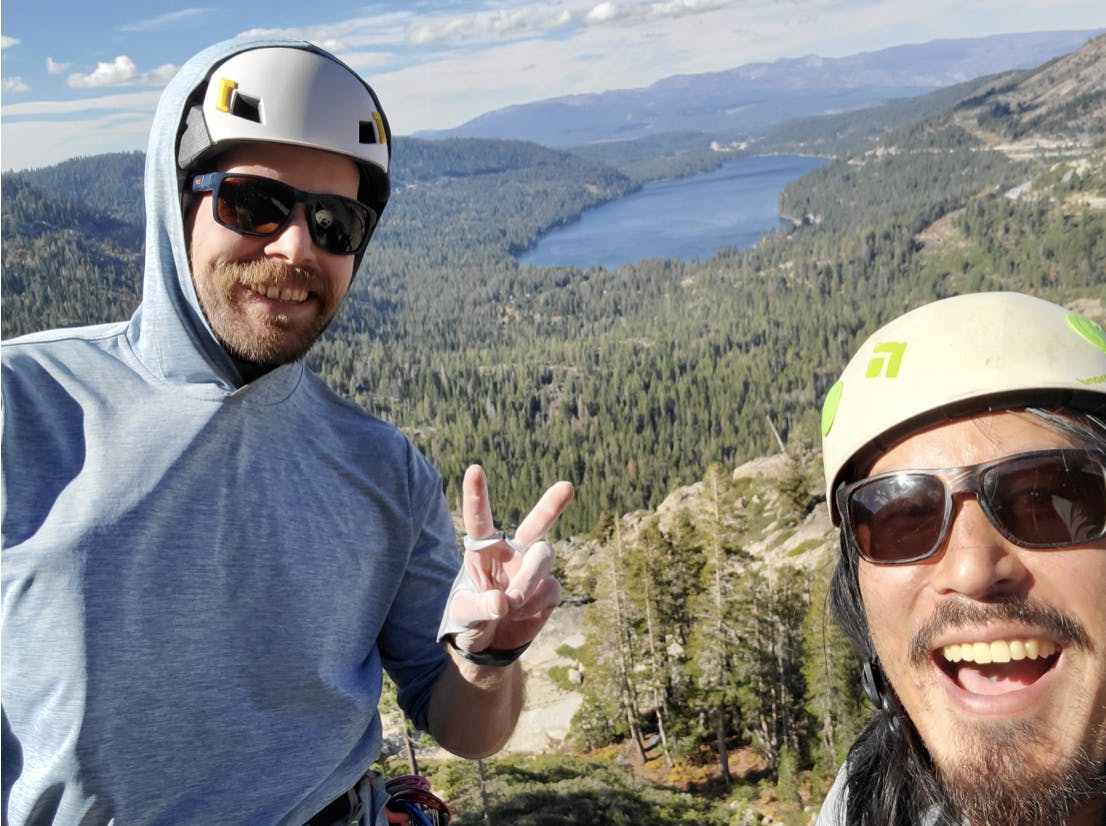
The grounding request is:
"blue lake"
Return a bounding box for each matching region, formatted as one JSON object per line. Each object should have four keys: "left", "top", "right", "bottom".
{"left": 517, "top": 154, "right": 828, "bottom": 269}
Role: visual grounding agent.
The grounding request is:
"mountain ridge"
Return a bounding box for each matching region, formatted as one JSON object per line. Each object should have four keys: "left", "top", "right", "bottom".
{"left": 417, "top": 29, "right": 1105, "bottom": 146}
{"left": 952, "top": 31, "right": 1106, "bottom": 150}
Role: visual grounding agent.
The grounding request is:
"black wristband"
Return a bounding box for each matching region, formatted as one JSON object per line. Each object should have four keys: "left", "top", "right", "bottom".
{"left": 446, "top": 635, "right": 530, "bottom": 667}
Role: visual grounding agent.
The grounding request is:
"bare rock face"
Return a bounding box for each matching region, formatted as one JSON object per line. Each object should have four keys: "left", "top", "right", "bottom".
{"left": 503, "top": 599, "right": 587, "bottom": 753}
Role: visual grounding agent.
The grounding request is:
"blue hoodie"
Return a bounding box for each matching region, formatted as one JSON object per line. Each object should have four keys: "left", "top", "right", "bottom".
{"left": 1, "top": 35, "right": 459, "bottom": 825}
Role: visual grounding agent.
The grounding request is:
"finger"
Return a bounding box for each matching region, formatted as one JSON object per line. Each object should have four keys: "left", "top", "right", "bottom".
{"left": 504, "top": 540, "right": 555, "bottom": 605}
{"left": 448, "top": 588, "right": 509, "bottom": 628}
{"left": 463, "top": 545, "right": 515, "bottom": 592}
{"left": 461, "top": 464, "right": 496, "bottom": 538}
{"left": 499, "top": 584, "right": 560, "bottom": 648}
{"left": 514, "top": 481, "right": 575, "bottom": 547}
{"left": 511, "top": 575, "right": 561, "bottom": 619}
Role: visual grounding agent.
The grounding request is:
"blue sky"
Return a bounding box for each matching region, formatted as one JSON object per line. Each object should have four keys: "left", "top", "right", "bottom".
{"left": 3, "top": 0, "right": 1105, "bottom": 172}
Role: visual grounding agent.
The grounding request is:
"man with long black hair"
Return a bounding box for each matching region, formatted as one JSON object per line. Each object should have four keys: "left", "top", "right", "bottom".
{"left": 816, "top": 292, "right": 1106, "bottom": 825}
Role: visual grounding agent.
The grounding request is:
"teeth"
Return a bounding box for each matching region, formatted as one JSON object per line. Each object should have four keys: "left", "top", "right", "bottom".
{"left": 941, "top": 638, "right": 1058, "bottom": 664}
{"left": 257, "top": 285, "right": 308, "bottom": 302}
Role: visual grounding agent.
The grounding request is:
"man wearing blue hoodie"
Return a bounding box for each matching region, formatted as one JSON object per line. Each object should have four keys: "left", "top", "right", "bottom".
{"left": 1, "top": 36, "right": 573, "bottom": 826}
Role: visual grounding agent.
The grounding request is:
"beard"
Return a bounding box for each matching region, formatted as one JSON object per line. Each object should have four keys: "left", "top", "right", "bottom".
{"left": 906, "top": 597, "right": 1106, "bottom": 824}
{"left": 936, "top": 720, "right": 1106, "bottom": 825}
{"left": 195, "top": 258, "right": 342, "bottom": 370}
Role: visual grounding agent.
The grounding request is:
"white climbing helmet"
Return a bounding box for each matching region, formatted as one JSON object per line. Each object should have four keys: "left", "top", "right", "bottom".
{"left": 178, "top": 44, "right": 390, "bottom": 219}
{"left": 820, "top": 291, "right": 1106, "bottom": 522}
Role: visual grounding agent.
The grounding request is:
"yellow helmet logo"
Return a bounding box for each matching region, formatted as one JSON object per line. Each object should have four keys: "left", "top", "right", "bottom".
{"left": 214, "top": 77, "right": 238, "bottom": 113}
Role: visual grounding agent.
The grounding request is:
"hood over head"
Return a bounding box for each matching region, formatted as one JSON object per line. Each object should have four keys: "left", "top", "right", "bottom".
{"left": 126, "top": 35, "right": 390, "bottom": 391}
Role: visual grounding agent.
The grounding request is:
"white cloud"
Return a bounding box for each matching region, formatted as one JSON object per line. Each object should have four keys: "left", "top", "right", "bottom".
{"left": 120, "top": 8, "right": 216, "bottom": 33}
{"left": 3, "top": 76, "right": 29, "bottom": 93}
{"left": 2, "top": 89, "right": 162, "bottom": 117}
{"left": 584, "top": 0, "right": 734, "bottom": 25}
{"left": 237, "top": 26, "right": 310, "bottom": 40}
{"left": 46, "top": 57, "right": 71, "bottom": 75}
{"left": 242, "top": 2, "right": 741, "bottom": 70}
{"left": 238, "top": 26, "right": 349, "bottom": 55}
{"left": 240, "top": 10, "right": 413, "bottom": 54}
{"left": 405, "top": 3, "right": 577, "bottom": 46}
{"left": 68, "top": 56, "right": 140, "bottom": 88}
{"left": 1, "top": 35, "right": 20, "bottom": 50}
{"left": 67, "top": 55, "right": 178, "bottom": 89}
{"left": 585, "top": 2, "right": 618, "bottom": 23}
{"left": 1, "top": 110, "right": 152, "bottom": 171}
{"left": 148, "top": 64, "right": 179, "bottom": 84}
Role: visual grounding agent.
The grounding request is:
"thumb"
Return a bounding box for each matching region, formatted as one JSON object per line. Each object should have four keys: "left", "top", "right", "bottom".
{"left": 448, "top": 588, "right": 509, "bottom": 629}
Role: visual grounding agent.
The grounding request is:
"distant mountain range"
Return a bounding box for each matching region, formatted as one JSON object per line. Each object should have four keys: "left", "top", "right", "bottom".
{"left": 416, "top": 29, "right": 1105, "bottom": 146}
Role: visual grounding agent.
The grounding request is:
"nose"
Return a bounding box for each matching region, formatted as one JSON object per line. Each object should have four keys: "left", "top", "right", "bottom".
{"left": 263, "top": 205, "right": 318, "bottom": 264}
{"left": 929, "top": 498, "right": 1029, "bottom": 599}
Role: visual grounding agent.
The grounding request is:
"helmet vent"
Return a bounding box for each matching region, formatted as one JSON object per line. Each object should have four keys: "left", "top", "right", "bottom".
{"left": 359, "top": 119, "right": 380, "bottom": 145}
{"left": 230, "top": 92, "right": 262, "bottom": 124}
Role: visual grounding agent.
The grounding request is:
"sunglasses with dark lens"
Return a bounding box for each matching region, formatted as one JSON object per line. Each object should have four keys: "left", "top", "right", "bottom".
{"left": 837, "top": 448, "right": 1106, "bottom": 565}
{"left": 191, "top": 172, "right": 376, "bottom": 256}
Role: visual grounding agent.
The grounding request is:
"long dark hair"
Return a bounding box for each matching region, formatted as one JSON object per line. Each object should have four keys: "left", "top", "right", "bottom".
{"left": 829, "top": 531, "right": 952, "bottom": 825}
{"left": 826, "top": 409, "right": 1106, "bottom": 825}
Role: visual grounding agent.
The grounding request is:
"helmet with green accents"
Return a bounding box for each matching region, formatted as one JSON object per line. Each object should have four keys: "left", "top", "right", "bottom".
{"left": 820, "top": 291, "right": 1106, "bottom": 523}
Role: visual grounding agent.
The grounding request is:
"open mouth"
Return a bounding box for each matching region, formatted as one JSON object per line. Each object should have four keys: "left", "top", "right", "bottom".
{"left": 937, "top": 638, "right": 1060, "bottom": 695}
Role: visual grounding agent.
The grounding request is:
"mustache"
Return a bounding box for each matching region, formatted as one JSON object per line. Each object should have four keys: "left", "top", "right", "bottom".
{"left": 217, "top": 258, "right": 326, "bottom": 292}
{"left": 909, "top": 595, "right": 1091, "bottom": 665}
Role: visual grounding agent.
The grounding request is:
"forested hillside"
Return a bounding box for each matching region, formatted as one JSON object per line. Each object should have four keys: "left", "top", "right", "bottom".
{"left": 2, "top": 168, "right": 144, "bottom": 330}
{"left": 4, "top": 39, "right": 1106, "bottom": 537}
{"left": 4, "top": 31, "right": 1106, "bottom": 824}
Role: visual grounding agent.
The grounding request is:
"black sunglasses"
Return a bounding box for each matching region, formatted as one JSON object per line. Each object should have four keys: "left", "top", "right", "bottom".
{"left": 837, "top": 448, "right": 1106, "bottom": 565}
{"left": 191, "top": 172, "right": 376, "bottom": 256}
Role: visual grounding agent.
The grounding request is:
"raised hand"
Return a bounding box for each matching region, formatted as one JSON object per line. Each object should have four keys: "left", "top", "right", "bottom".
{"left": 446, "top": 464, "right": 574, "bottom": 655}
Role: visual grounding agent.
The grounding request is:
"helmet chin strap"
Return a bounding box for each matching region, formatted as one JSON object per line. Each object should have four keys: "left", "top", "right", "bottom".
{"left": 861, "top": 657, "right": 901, "bottom": 735}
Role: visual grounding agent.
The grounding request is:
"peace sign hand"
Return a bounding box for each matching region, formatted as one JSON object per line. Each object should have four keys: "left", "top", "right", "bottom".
{"left": 443, "top": 465, "right": 574, "bottom": 655}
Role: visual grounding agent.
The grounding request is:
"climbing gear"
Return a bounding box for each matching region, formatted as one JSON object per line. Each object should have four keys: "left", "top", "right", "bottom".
{"left": 305, "top": 773, "right": 449, "bottom": 826}
{"left": 384, "top": 775, "right": 451, "bottom": 825}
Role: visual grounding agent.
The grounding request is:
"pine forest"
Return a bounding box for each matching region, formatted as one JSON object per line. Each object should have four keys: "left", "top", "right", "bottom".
{"left": 3, "top": 32, "right": 1106, "bottom": 824}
